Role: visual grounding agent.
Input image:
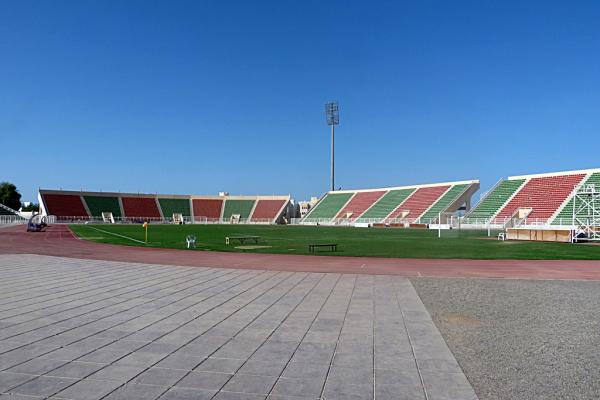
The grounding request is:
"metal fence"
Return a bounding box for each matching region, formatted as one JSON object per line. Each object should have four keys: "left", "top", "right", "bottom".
{"left": 45, "top": 216, "right": 277, "bottom": 225}
{"left": 0, "top": 215, "right": 27, "bottom": 225}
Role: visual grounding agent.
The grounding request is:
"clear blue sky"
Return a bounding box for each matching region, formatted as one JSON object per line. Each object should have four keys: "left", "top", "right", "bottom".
{"left": 2, "top": 1, "right": 600, "bottom": 203}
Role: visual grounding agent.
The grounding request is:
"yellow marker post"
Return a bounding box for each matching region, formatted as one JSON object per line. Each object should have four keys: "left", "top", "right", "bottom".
{"left": 143, "top": 221, "right": 148, "bottom": 243}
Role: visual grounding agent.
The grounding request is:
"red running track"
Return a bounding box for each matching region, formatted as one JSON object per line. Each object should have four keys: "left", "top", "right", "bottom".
{"left": 1, "top": 225, "right": 600, "bottom": 280}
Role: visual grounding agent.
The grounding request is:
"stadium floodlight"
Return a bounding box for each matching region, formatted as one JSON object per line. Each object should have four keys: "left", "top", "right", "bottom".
{"left": 325, "top": 101, "right": 339, "bottom": 192}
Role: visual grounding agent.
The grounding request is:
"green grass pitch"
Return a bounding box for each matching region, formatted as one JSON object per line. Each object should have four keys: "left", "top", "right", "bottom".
{"left": 69, "top": 224, "right": 600, "bottom": 260}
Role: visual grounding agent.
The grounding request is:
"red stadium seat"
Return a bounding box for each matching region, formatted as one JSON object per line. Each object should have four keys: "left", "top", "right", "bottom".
{"left": 121, "top": 197, "right": 161, "bottom": 218}
{"left": 496, "top": 174, "right": 586, "bottom": 220}
{"left": 192, "top": 199, "right": 224, "bottom": 220}
{"left": 43, "top": 194, "right": 89, "bottom": 218}
{"left": 388, "top": 186, "right": 450, "bottom": 221}
{"left": 251, "top": 199, "right": 287, "bottom": 222}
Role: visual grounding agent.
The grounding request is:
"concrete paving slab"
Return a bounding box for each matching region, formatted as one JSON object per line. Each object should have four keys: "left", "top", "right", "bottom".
{"left": 0, "top": 254, "right": 477, "bottom": 399}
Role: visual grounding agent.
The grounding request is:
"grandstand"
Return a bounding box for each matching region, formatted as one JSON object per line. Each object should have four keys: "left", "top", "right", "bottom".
{"left": 0, "top": 203, "right": 25, "bottom": 224}
{"left": 464, "top": 168, "right": 600, "bottom": 229}
{"left": 32, "top": 167, "right": 600, "bottom": 242}
{"left": 38, "top": 189, "right": 290, "bottom": 224}
{"left": 301, "top": 179, "right": 479, "bottom": 225}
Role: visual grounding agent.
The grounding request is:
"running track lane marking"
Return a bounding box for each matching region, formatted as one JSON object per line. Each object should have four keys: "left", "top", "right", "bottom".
{"left": 86, "top": 226, "right": 146, "bottom": 244}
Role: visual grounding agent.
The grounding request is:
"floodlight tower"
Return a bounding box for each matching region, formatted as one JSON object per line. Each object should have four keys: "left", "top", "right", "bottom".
{"left": 325, "top": 101, "right": 339, "bottom": 192}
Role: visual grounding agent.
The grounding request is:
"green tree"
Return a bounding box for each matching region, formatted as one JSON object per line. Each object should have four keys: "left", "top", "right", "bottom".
{"left": 0, "top": 182, "right": 22, "bottom": 211}
{"left": 21, "top": 203, "right": 39, "bottom": 212}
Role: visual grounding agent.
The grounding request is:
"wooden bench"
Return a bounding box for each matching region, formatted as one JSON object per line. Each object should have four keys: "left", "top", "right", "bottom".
{"left": 225, "top": 236, "right": 261, "bottom": 245}
{"left": 308, "top": 243, "right": 337, "bottom": 253}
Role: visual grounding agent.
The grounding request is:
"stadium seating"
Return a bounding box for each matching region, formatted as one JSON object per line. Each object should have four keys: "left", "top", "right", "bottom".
{"left": 303, "top": 180, "right": 478, "bottom": 224}
{"left": 335, "top": 191, "right": 386, "bottom": 220}
{"left": 552, "top": 172, "right": 600, "bottom": 224}
{"left": 358, "top": 189, "right": 415, "bottom": 220}
{"left": 251, "top": 199, "right": 287, "bottom": 222}
{"left": 222, "top": 199, "right": 256, "bottom": 220}
{"left": 121, "top": 197, "right": 162, "bottom": 218}
{"left": 389, "top": 185, "right": 450, "bottom": 220}
{"left": 304, "top": 192, "right": 354, "bottom": 220}
{"left": 84, "top": 196, "right": 122, "bottom": 218}
{"left": 158, "top": 198, "right": 191, "bottom": 218}
{"left": 465, "top": 179, "right": 525, "bottom": 220}
{"left": 42, "top": 194, "right": 89, "bottom": 218}
{"left": 496, "top": 173, "right": 586, "bottom": 220}
{"left": 38, "top": 190, "right": 289, "bottom": 224}
{"left": 192, "top": 199, "right": 224, "bottom": 220}
{"left": 420, "top": 184, "right": 470, "bottom": 222}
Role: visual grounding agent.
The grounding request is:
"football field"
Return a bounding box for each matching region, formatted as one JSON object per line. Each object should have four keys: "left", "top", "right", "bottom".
{"left": 70, "top": 224, "right": 600, "bottom": 260}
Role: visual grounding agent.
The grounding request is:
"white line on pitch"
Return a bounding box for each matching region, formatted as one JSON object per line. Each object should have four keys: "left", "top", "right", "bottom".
{"left": 87, "top": 226, "right": 146, "bottom": 244}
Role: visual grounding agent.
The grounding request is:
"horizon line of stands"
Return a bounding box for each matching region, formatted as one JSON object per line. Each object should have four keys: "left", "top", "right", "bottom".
{"left": 36, "top": 167, "right": 600, "bottom": 226}
{"left": 301, "top": 168, "right": 600, "bottom": 226}
{"left": 39, "top": 190, "right": 290, "bottom": 224}
{"left": 302, "top": 180, "right": 479, "bottom": 225}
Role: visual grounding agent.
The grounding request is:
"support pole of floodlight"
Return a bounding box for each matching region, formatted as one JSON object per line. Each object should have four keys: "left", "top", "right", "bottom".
{"left": 325, "top": 101, "right": 339, "bottom": 192}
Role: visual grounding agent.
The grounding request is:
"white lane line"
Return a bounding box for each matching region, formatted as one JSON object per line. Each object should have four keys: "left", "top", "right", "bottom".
{"left": 87, "top": 226, "right": 146, "bottom": 244}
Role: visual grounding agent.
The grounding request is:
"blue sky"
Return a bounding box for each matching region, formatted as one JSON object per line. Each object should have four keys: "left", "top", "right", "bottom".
{"left": 2, "top": 1, "right": 600, "bottom": 203}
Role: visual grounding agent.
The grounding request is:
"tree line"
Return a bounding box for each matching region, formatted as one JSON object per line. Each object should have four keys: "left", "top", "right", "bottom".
{"left": 0, "top": 182, "right": 39, "bottom": 212}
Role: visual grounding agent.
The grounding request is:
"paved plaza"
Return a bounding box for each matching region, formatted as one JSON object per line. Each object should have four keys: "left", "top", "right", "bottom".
{"left": 0, "top": 254, "right": 477, "bottom": 400}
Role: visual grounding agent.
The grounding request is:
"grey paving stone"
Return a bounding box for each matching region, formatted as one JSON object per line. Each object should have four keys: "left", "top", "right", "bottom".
{"left": 195, "top": 357, "right": 246, "bottom": 374}
{"left": 158, "top": 387, "right": 216, "bottom": 400}
{"left": 270, "top": 377, "right": 324, "bottom": 398}
{"left": 0, "top": 394, "right": 45, "bottom": 399}
{"left": 175, "top": 371, "right": 233, "bottom": 390}
{"left": 77, "top": 349, "right": 128, "bottom": 364}
{"left": 154, "top": 353, "right": 207, "bottom": 370}
{"left": 12, "top": 375, "right": 78, "bottom": 397}
{"left": 45, "top": 361, "right": 105, "bottom": 379}
{"left": 54, "top": 378, "right": 123, "bottom": 400}
{"left": 7, "top": 358, "right": 66, "bottom": 375}
{"left": 418, "top": 358, "right": 463, "bottom": 373}
{"left": 282, "top": 362, "right": 329, "bottom": 380}
{"left": 322, "top": 380, "right": 373, "bottom": 400}
{"left": 213, "top": 392, "right": 266, "bottom": 400}
{"left": 425, "top": 385, "right": 478, "bottom": 400}
{"left": 114, "top": 351, "right": 166, "bottom": 367}
{"left": 332, "top": 352, "right": 373, "bottom": 368}
{"left": 0, "top": 372, "right": 37, "bottom": 392}
{"left": 375, "top": 383, "right": 426, "bottom": 400}
{"left": 375, "top": 368, "right": 422, "bottom": 387}
{"left": 237, "top": 360, "right": 287, "bottom": 377}
{"left": 327, "top": 366, "right": 373, "bottom": 386}
{"left": 0, "top": 256, "right": 478, "bottom": 400}
{"left": 222, "top": 373, "right": 278, "bottom": 395}
{"left": 102, "top": 383, "right": 167, "bottom": 400}
{"left": 131, "top": 367, "right": 188, "bottom": 387}
{"left": 87, "top": 364, "right": 146, "bottom": 382}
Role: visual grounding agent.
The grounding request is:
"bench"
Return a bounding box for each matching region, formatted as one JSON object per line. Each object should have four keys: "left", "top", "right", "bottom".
{"left": 226, "top": 236, "right": 261, "bottom": 245}
{"left": 308, "top": 243, "right": 337, "bottom": 253}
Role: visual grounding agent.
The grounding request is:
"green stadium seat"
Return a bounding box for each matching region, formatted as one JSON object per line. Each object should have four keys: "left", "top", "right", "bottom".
{"left": 552, "top": 172, "right": 600, "bottom": 225}
{"left": 158, "top": 198, "right": 191, "bottom": 218}
{"left": 466, "top": 179, "right": 525, "bottom": 220}
{"left": 84, "top": 196, "right": 121, "bottom": 218}
{"left": 304, "top": 192, "right": 354, "bottom": 220}
{"left": 420, "top": 184, "right": 469, "bottom": 222}
{"left": 222, "top": 199, "right": 256, "bottom": 220}
{"left": 358, "top": 189, "right": 415, "bottom": 219}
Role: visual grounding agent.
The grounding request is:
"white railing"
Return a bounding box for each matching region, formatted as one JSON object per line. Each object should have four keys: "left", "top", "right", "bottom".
{"left": 296, "top": 217, "right": 436, "bottom": 226}
{"left": 0, "top": 215, "right": 27, "bottom": 225}
{"left": 46, "top": 216, "right": 278, "bottom": 225}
